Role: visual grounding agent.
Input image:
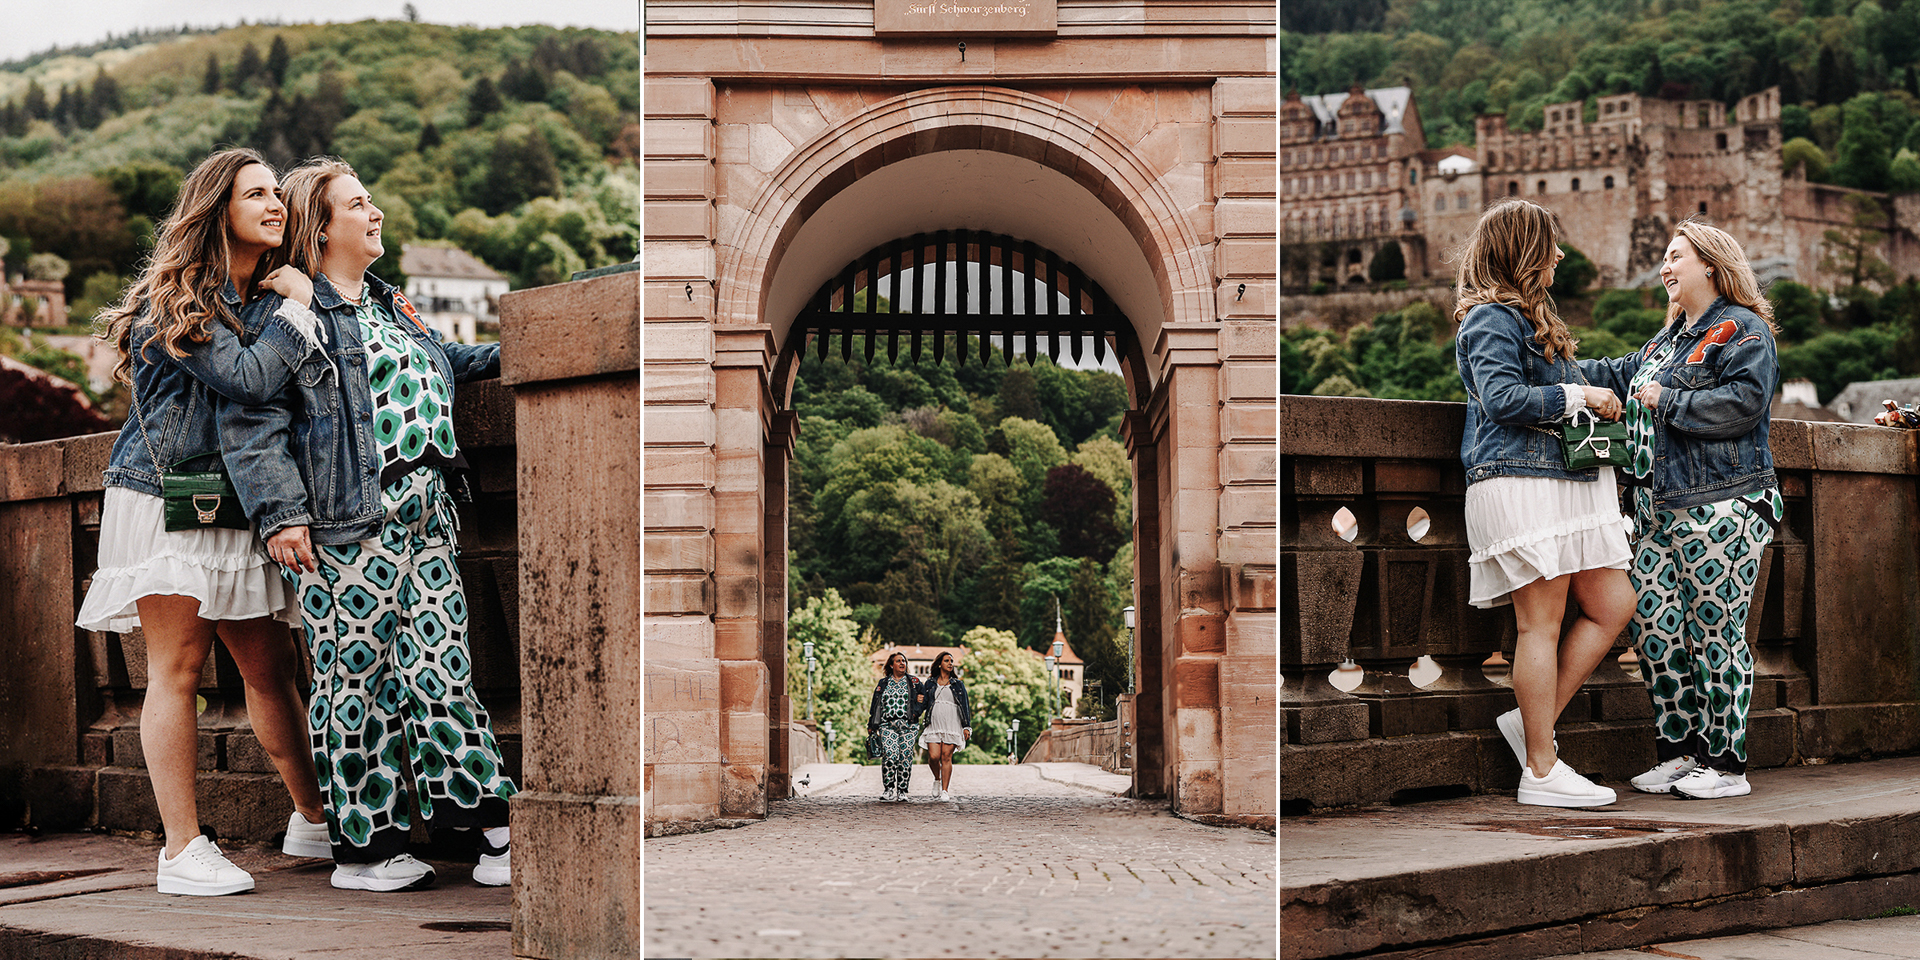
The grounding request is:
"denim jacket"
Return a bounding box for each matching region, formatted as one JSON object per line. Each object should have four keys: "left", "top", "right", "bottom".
{"left": 1456, "top": 302, "right": 1598, "bottom": 484}
{"left": 1577, "top": 297, "right": 1778, "bottom": 511}
{"left": 221, "top": 272, "right": 500, "bottom": 544}
{"left": 102, "top": 283, "right": 319, "bottom": 496}
{"left": 910, "top": 676, "right": 971, "bottom": 730}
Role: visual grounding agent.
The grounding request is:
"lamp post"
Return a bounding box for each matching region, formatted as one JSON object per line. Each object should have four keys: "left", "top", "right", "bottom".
{"left": 822, "top": 720, "right": 836, "bottom": 761}
{"left": 1010, "top": 718, "right": 1020, "bottom": 763}
{"left": 1090, "top": 679, "right": 1103, "bottom": 720}
{"left": 802, "top": 640, "right": 816, "bottom": 721}
{"left": 1122, "top": 604, "right": 1136, "bottom": 693}
{"left": 1044, "top": 653, "right": 1057, "bottom": 720}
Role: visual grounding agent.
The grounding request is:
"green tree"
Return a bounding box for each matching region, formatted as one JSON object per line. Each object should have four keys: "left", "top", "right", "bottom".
{"left": 1819, "top": 192, "right": 1896, "bottom": 293}
{"left": 1063, "top": 557, "right": 1127, "bottom": 717}
{"left": 787, "top": 590, "right": 873, "bottom": 762}
{"left": 1778, "top": 326, "right": 1902, "bottom": 403}
{"left": 1551, "top": 243, "right": 1598, "bottom": 299}
{"left": 1782, "top": 137, "right": 1829, "bottom": 180}
{"left": 953, "top": 626, "right": 1050, "bottom": 763}
{"left": 1828, "top": 95, "right": 1894, "bottom": 191}
{"left": 265, "top": 35, "right": 291, "bottom": 88}
{"left": 1767, "top": 280, "right": 1824, "bottom": 343}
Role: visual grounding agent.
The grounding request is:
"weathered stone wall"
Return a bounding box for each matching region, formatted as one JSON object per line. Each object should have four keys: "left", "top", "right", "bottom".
{"left": 1281, "top": 394, "right": 1920, "bottom": 809}
{"left": 0, "top": 381, "right": 521, "bottom": 837}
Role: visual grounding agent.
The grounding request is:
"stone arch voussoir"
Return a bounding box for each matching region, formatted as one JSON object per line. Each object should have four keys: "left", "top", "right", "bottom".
{"left": 715, "top": 85, "right": 1213, "bottom": 348}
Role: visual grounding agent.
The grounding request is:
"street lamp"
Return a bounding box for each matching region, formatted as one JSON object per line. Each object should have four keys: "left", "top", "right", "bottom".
{"left": 1044, "top": 653, "right": 1057, "bottom": 719}
{"left": 1010, "top": 718, "right": 1020, "bottom": 763}
{"left": 802, "top": 640, "right": 816, "bottom": 721}
{"left": 1090, "top": 679, "right": 1103, "bottom": 720}
{"left": 1122, "top": 604, "right": 1136, "bottom": 693}
{"left": 822, "top": 720, "right": 836, "bottom": 760}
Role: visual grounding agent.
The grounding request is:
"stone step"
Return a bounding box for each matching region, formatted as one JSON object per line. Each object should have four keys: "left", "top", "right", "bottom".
{"left": 1281, "top": 754, "right": 1920, "bottom": 959}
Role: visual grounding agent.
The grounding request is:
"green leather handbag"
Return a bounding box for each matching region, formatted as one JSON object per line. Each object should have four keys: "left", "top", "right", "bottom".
{"left": 1557, "top": 408, "right": 1631, "bottom": 471}
{"left": 160, "top": 457, "right": 249, "bottom": 532}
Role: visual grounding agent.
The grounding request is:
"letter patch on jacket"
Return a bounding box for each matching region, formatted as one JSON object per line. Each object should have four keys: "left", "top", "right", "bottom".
{"left": 390, "top": 290, "right": 431, "bottom": 336}
{"left": 1687, "top": 320, "right": 1740, "bottom": 364}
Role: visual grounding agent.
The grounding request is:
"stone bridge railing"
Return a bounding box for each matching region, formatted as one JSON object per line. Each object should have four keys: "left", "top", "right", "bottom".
{"left": 1281, "top": 395, "right": 1920, "bottom": 809}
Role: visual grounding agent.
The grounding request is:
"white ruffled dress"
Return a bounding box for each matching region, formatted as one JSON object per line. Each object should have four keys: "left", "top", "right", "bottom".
{"left": 919, "top": 682, "right": 967, "bottom": 748}
{"left": 75, "top": 486, "right": 297, "bottom": 633}
{"left": 1465, "top": 394, "right": 1633, "bottom": 609}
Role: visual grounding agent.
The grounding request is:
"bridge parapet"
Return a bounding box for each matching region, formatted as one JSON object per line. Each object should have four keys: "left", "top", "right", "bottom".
{"left": 1281, "top": 395, "right": 1920, "bottom": 809}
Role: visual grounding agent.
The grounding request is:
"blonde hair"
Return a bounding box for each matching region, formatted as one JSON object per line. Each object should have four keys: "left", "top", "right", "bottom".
{"left": 1450, "top": 198, "right": 1577, "bottom": 362}
{"left": 279, "top": 157, "right": 359, "bottom": 275}
{"left": 1664, "top": 217, "right": 1778, "bottom": 332}
{"left": 98, "top": 148, "right": 288, "bottom": 383}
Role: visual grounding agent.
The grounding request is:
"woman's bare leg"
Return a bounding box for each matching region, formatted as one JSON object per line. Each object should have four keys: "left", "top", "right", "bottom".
{"left": 216, "top": 617, "right": 325, "bottom": 822}
{"left": 1509, "top": 576, "right": 1572, "bottom": 779}
{"left": 135, "top": 595, "right": 219, "bottom": 858}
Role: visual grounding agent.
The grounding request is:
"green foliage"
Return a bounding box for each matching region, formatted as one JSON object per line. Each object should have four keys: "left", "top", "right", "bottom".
{"left": 954, "top": 626, "right": 1051, "bottom": 762}
{"left": 1551, "top": 243, "right": 1597, "bottom": 300}
{"left": 1779, "top": 325, "right": 1903, "bottom": 403}
{"left": 1768, "top": 280, "right": 1824, "bottom": 342}
{"left": 787, "top": 590, "right": 873, "bottom": 763}
{"left": 1782, "top": 137, "right": 1830, "bottom": 180}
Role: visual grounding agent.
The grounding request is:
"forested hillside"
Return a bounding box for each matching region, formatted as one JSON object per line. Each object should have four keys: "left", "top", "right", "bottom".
{"left": 782, "top": 337, "right": 1138, "bottom": 755}
{"left": 0, "top": 20, "right": 638, "bottom": 309}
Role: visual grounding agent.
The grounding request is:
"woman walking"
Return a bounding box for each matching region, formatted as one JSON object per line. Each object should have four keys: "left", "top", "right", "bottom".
{"left": 76, "top": 147, "right": 331, "bottom": 895}
{"left": 914, "top": 652, "right": 971, "bottom": 802}
{"left": 1455, "top": 198, "right": 1636, "bottom": 808}
{"left": 868, "top": 653, "right": 919, "bottom": 801}
{"left": 223, "top": 158, "right": 515, "bottom": 890}
{"left": 1579, "top": 219, "right": 1782, "bottom": 800}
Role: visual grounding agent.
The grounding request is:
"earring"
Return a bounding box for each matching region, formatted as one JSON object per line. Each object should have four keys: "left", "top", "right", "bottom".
{"left": 1705, "top": 269, "right": 1712, "bottom": 276}
{"left": 319, "top": 234, "right": 328, "bottom": 244}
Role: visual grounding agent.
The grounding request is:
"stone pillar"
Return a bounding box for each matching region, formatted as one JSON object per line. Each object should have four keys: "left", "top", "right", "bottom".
{"left": 643, "top": 70, "right": 723, "bottom": 831}
{"left": 713, "top": 327, "right": 774, "bottom": 818}
{"left": 764, "top": 411, "right": 798, "bottom": 799}
{"left": 1157, "top": 324, "right": 1228, "bottom": 816}
{"left": 500, "top": 272, "right": 642, "bottom": 959}
{"left": 1123, "top": 411, "right": 1167, "bottom": 798}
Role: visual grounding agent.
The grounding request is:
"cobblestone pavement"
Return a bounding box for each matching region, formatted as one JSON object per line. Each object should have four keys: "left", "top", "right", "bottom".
{"left": 644, "top": 764, "right": 1276, "bottom": 958}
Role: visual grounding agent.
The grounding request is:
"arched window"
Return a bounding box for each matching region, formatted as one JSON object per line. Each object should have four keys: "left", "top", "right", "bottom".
{"left": 1537, "top": 180, "right": 1548, "bottom": 194}
{"left": 1346, "top": 172, "right": 1356, "bottom": 189}
{"left": 1456, "top": 191, "right": 1469, "bottom": 209}
{"left": 1717, "top": 132, "right": 1728, "bottom": 150}
{"left": 1362, "top": 170, "right": 1372, "bottom": 188}
{"left": 1508, "top": 181, "right": 1519, "bottom": 196}
{"left": 1604, "top": 175, "right": 1615, "bottom": 189}
{"left": 1434, "top": 194, "right": 1445, "bottom": 212}
{"left": 1571, "top": 178, "right": 1581, "bottom": 192}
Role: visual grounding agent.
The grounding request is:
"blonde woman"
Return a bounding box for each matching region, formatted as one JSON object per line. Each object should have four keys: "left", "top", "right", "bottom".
{"left": 1577, "top": 219, "right": 1782, "bottom": 800}
{"left": 77, "top": 147, "right": 330, "bottom": 895}
{"left": 1454, "top": 198, "right": 1634, "bottom": 808}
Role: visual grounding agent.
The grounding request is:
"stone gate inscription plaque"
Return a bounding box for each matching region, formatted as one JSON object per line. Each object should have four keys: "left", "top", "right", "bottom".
{"left": 874, "top": 0, "right": 1059, "bottom": 36}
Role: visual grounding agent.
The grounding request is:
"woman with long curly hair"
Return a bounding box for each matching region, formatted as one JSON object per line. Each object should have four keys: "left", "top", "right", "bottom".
{"left": 1577, "top": 218, "right": 1783, "bottom": 800}
{"left": 76, "top": 147, "right": 330, "bottom": 895}
{"left": 1454, "top": 198, "right": 1635, "bottom": 808}
{"left": 913, "top": 651, "right": 971, "bottom": 801}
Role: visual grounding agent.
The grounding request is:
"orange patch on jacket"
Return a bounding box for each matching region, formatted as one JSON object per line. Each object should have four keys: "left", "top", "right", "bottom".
{"left": 391, "top": 290, "right": 430, "bottom": 336}
{"left": 1687, "top": 320, "right": 1739, "bottom": 363}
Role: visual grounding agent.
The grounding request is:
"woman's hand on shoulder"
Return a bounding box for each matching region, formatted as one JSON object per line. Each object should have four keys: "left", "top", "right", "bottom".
{"left": 259, "top": 266, "right": 314, "bottom": 307}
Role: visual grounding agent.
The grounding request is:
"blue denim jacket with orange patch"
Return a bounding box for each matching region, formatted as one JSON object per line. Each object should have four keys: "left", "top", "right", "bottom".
{"left": 1578, "top": 297, "right": 1778, "bottom": 511}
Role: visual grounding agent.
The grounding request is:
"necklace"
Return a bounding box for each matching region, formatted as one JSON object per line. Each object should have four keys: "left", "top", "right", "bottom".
{"left": 326, "top": 273, "right": 365, "bottom": 306}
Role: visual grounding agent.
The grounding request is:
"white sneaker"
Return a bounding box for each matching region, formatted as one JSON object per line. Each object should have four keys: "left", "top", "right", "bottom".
{"left": 1671, "top": 767, "right": 1750, "bottom": 799}
{"left": 473, "top": 839, "right": 510, "bottom": 887}
{"left": 1517, "top": 760, "right": 1617, "bottom": 808}
{"left": 1494, "top": 709, "right": 1556, "bottom": 767}
{"left": 282, "top": 812, "right": 330, "bottom": 858}
{"left": 331, "top": 854, "right": 436, "bottom": 892}
{"left": 1630, "top": 756, "right": 1701, "bottom": 794}
{"left": 940, "top": 788, "right": 953, "bottom": 802}
{"left": 156, "top": 836, "right": 254, "bottom": 896}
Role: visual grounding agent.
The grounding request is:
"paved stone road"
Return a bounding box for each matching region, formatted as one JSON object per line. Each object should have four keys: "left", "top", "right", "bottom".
{"left": 644, "top": 764, "right": 1276, "bottom": 958}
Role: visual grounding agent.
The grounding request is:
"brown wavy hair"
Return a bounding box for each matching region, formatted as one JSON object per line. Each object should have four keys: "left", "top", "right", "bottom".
{"left": 1450, "top": 198, "right": 1577, "bottom": 362}
{"left": 278, "top": 157, "right": 359, "bottom": 275}
{"left": 98, "top": 148, "right": 288, "bottom": 383}
{"left": 1663, "top": 217, "right": 1778, "bottom": 333}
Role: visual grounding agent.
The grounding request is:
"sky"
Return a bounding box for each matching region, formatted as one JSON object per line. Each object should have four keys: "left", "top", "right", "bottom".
{"left": 0, "top": 0, "right": 640, "bottom": 64}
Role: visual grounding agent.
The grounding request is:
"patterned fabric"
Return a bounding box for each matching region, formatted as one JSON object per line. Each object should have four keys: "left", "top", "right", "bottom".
{"left": 876, "top": 677, "right": 915, "bottom": 794}
{"left": 1628, "top": 496, "right": 1774, "bottom": 774}
{"left": 292, "top": 466, "right": 516, "bottom": 862}
{"left": 1622, "top": 336, "right": 1679, "bottom": 485}
{"left": 357, "top": 301, "right": 457, "bottom": 476}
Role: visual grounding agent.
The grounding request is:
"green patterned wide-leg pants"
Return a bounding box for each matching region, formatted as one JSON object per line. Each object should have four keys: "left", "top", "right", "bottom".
{"left": 878, "top": 721, "right": 916, "bottom": 795}
{"left": 1627, "top": 497, "right": 1773, "bottom": 774}
{"left": 293, "top": 468, "right": 517, "bottom": 863}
